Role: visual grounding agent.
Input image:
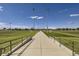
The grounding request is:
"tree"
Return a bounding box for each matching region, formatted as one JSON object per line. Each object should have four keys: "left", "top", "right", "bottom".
{"left": 3, "top": 28, "right": 6, "bottom": 30}
{"left": 77, "top": 28, "right": 79, "bottom": 30}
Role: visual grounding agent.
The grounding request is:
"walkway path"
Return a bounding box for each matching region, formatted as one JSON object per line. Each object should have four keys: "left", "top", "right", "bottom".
{"left": 10, "top": 31, "right": 72, "bottom": 56}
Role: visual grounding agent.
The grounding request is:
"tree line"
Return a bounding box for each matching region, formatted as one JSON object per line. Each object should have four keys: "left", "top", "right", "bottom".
{"left": 56, "top": 28, "right": 79, "bottom": 30}
{"left": 0, "top": 27, "right": 79, "bottom": 31}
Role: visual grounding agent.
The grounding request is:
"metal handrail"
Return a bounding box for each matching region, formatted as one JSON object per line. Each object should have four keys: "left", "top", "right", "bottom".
{"left": 0, "top": 37, "right": 24, "bottom": 44}
{"left": 0, "top": 37, "right": 32, "bottom": 56}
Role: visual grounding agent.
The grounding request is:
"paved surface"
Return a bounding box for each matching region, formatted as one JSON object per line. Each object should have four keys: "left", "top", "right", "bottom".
{"left": 11, "top": 31, "right": 72, "bottom": 56}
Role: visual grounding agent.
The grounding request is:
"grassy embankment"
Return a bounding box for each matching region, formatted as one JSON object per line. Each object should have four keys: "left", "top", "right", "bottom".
{"left": 44, "top": 30, "right": 79, "bottom": 54}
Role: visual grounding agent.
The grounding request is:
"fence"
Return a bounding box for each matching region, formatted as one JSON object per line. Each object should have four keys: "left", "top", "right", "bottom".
{"left": 0, "top": 37, "right": 32, "bottom": 56}
{"left": 53, "top": 37, "right": 78, "bottom": 56}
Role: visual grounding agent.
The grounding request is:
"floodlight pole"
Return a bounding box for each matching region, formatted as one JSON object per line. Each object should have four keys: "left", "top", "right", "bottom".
{"left": 9, "top": 23, "right": 12, "bottom": 30}
{"left": 33, "top": 19, "right": 35, "bottom": 30}
{"left": 46, "top": 8, "right": 50, "bottom": 33}
{"left": 33, "top": 8, "right": 36, "bottom": 30}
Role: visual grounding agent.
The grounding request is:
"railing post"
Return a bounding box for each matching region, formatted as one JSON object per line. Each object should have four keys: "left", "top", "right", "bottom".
{"left": 21, "top": 38, "right": 24, "bottom": 44}
{"left": 3, "top": 48, "right": 6, "bottom": 53}
{"left": 0, "top": 48, "right": 2, "bottom": 56}
{"left": 59, "top": 39, "right": 61, "bottom": 47}
{"left": 72, "top": 40, "right": 75, "bottom": 56}
{"left": 53, "top": 37, "right": 55, "bottom": 43}
{"left": 10, "top": 41, "right": 12, "bottom": 52}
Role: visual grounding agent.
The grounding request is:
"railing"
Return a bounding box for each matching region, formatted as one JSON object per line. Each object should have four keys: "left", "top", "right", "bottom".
{"left": 0, "top": 37, "right": 32, "bottom": 56}
{"left": 54, "top": 37, "right": 78, "bottom": 56}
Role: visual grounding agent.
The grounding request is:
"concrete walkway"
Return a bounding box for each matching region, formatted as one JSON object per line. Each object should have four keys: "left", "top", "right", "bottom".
{"left": 10, "top": 31, "right": 72, "bottom": 56}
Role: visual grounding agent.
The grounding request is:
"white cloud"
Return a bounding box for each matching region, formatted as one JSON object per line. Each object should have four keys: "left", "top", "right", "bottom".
{"left": 0, "top": 22, "right": 7, "bottom": 29}
{"left": 37, "top": 16, "right": 44, "bottom": 19}
{"left": 0, "top": 6, "right": 3, "bottom": 12}
{"left": 0, "top": 22, "right": 31, "bottom": 29}
{"left": 0, "top": 22, "right": 6, "bottom": 26}
{"left": 30, "top": 16, "right": 38, "bottom": 19}
{"left": 70, "top": 14, "right": 79, "bottom": 17}
{"left": 11, "top": 25, "right": 30, "bottom": 29}
{"left": 29, "top": 16, "right": 44, "bottom": 20}
{"left": 48, "top": 26, "right": 56, "bottom": 29}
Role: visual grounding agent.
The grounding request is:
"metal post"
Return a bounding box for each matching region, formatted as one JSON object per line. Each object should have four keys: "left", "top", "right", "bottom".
{"left": 32, "top": 8, "right": 35, "bottom": 30}
{"left": 72, "top": 40, "right": 75, "bottom": 56}
{"left": 21, "top": 38, "right": 24, "bottom": 44}
{"left": 59, "top": 39, "right": 61, "bottom": 47}
{"left": 47, "top": 26, "right": 49, "bottom": 33}
{"left": 45, "top": 8, "right": 50, "bottom": 33}
{"left": 34, "top": 19, "right": 35, "bottom": 30}
{"left": 10, "top": 41, "right": 12, "bottom": 52}
{"left": 9, "top": 23, "right": 12, "bottom": 30}
{"left": 53, "top": 37, "right": 55, "bottom": 43}
{"left": 3, "top": 48, "right": 6, "bottom": 53}
{"left": 0, "top": 48, "right": 2, "bottom": 56}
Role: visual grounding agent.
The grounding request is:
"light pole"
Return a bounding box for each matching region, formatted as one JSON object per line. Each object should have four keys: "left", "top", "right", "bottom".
{"left": 9, "top": 22, "right": 12, "bottom": 30}
{"left": 32, "top": 8, "right": 36, "bottom": 30}
{"left": 45, "top": 8, "right": 50, "bottom": 33}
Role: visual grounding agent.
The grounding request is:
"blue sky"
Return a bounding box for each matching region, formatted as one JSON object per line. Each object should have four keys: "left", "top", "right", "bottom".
{"left": 0, "top": 3, "right": 79, "bottom": 29}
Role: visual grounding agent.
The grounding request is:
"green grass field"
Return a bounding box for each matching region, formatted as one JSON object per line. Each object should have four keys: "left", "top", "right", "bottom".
{"left": 0, "top": 30, "right": 36, "bottom": 43}
{"left": 44, "top": 30, "right": 79, "bottom": 54}
{"left": 0, "top": 30, "right": 36, "bottom": 54}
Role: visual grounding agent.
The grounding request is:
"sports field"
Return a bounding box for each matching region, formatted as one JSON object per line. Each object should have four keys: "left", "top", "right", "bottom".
{"left": 0, "top": 30, "right": 36, "bottom": 54}
{"left": 45, "top": 30, "right": 79, "bottom": 54}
